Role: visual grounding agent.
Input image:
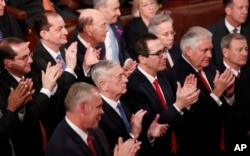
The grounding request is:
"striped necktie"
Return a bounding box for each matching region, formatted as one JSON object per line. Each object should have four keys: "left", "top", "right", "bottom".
{"left": 0, "top": 30, "right": 3, "bottom": 41}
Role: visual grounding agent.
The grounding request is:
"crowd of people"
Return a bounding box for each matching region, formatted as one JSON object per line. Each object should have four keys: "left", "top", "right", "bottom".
{"left": 0, "top": 0, "right": 250, "bottom": 156}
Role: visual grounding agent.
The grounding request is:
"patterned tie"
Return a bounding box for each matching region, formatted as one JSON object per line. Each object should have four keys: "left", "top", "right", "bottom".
{"left": 56, "top": 53, "right": 66, "bottom": 70}
{"left": 117, "top": 102, "right": 131, "bottom": 134}
{"left": 87, "top": 134, "right": 97, "bottom": 156}
{"left": 108, "top": 26, "right": 119, "bottom": 63}
{"left": 0, "top": 30, "right": 3, "bottom": 41}
{"left": 153, "top": 79, "right": 178, "bottom": 153}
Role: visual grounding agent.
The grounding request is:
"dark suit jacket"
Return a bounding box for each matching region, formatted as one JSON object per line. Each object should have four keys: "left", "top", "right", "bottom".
{"left": 99, "top": 99, "right": 132, "bottom": 150}
{"left": 46, "top": 118, "right": 106, "bottom": 156}
{"left": 7, "top": 0, "right": 76, "bottom": 28}
{"left": 169, "top": 44, "right": 182, "bottom": 67}
{"left": 0, "top": 13, "right": 24, "bottom": 40}
{"left": 207, "top": 19, "right": 250, "bottom": 67}
{"left": 70, "top": 35, "right": 106, "bottom": 83}
{"left": 98, "top": 19, "right": 131, "bottom": 66}
{"left": 0, "top": 69, "right": 53, "bottom": 156}
{"left": 217, "top": 64, "right": 250, "bottom": 155}
{"left": 123, "top": 68, "right": 183, "bottom": 156}
{"left": 124, "top": 17, "right": 148, "bottom": 59}
{"left": 168, "top": 56, "right": 227, "bottom": 156}
{"left": 32, "top": 42, "right": 77, "bottom": 136}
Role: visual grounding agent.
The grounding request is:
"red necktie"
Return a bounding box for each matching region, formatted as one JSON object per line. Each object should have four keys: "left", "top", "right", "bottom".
{"left": 237, "top": 72, "right": 240, "bottom": 79}
{"left": 197, "top": 70, "right": 212, "bottom": 93}
{"left": 87, "top": 134, "right": 97, "bottom": 156}
{"left": 220, "top": 122, "right": 225, "bottom": 151}
{"left": 153, "top": 79, "right": 167, "bottom": 110}
{"left": 39, "top": 121, "right": 48, "bottom": 151}
{"left": 153, "top": 79, "right": 177, "bottom": 153}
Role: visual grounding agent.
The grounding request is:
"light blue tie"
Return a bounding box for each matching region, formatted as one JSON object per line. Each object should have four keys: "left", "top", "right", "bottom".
{"left": 56, "top": 53, "right": 66, "bottom": 70}
{"left": 117, "top": 102, "right": 131, "bottom": 134}
{"left": 108, "top": 26, "right": 119, "bottom": 63}
{"left": 0, "top": 30, "right": 3, "bottom": 41}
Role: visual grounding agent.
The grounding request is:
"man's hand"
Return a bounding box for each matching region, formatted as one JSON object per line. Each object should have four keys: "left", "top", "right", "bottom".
{"left": 212, "top": 69, "right": 235, "bottom": 97}
{"left": 83, "top": 43, "right": 100, "bottom": 71}
{"left": 113, "top": 137, "right": 141, "bottom": 156}
{"left": 123, "top": 60, "right": 137, "bottom": 78}
{"left": 175, "top": 74, "right": 200, "bottom": 109}
{"left": 41, "top": 62, "right": 63, "bottom": 91}
{"left": 130, "top": 109, "right": 147, "bottom": 137}
{"left": 7, "top": 80, "right": 34, "bottom": 112}
{"left": 147, "top": 114, "right": 169, "bottom": 139}
{"left": 65, "top": 41, "right": 77, "bottom": 70}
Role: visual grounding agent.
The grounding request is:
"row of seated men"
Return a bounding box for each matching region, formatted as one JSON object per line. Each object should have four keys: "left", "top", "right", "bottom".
{"left": 0, "top": 0, "right": 250, "bottom": 156}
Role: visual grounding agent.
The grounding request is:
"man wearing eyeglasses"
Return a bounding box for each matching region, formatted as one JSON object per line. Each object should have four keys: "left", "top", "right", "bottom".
{"left": 0, "top": 37, "right": 63, "bottom": 156}
{"left": 123, "top": 33, "right": 200, "bottom": 156}
{"left": 148, "top": 11, "right": 182, "bottom": 69}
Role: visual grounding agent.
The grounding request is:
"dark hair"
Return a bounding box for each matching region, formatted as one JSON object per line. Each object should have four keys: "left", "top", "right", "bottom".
{"left": 223, "top": 0, "right": 233, "bottom": 7}
{"left": 32, "top": 11, "right": 58, "bottom": 38}
{"left": 133, "top": 33, "right": 158, "bottom": 62}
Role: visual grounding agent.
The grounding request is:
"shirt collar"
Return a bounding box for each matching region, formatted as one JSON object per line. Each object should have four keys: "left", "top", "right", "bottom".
{"left": 137, "top": 66, "right": 157, "bottom": 84}
{"left": 223, "top": 60, "right": 240, "bottom": 77}
{"left": 100, "top": 94, "right": 120, "bottom": 110}
{"left": 41, "top": 42, "right": 61, "bottom": 61}
{"left": 225, "top": 18, "right": 241, "bottom": 33}
{"left": 65, "top": 116, "right": 88, "bottom": 144}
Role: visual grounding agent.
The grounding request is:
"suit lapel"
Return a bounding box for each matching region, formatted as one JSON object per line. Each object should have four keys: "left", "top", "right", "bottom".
{"left": 136, "top": 69, "right": 165, "bottom": 112}
{"left": 102, "top": 100, "right": 128, "bottom": 131}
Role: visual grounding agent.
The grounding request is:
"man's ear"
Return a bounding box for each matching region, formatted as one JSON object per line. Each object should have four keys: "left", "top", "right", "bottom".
{"left": 185, "top": 46, "right": 192, "bottom": 57}
{"left": 40, "top": 30, "right": 49, "bottom": 40}
{"left": 222, "top": 47, "right": 229, "bottom": 58}
{"left": 99, "top": 80, "right": 108, "bottom": 91}
{"left": 138, "top": 55, "right": 147, "bottom": 65}
{"left": 225, "top": 6, "right": 231, "bottom": 15}
{"left": 3, "top": 59, "right": 12, "bottom": 68}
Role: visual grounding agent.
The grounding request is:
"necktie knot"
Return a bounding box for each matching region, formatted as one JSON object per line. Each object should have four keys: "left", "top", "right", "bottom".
{"left": 237, "top": 72, "right": 241, "bottom": 79}
{"left": 56, "top": 53, "right": 66, "bottom": 70}
{"left": 232, "top": 28, "right": 238, "bottom": 33}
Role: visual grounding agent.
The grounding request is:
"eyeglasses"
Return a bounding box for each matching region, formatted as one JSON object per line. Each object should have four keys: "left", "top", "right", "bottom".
{"left": 148, "top": 47, "right": 168, "bottom": 57}
{"left": 13, "top": 53, "right": 33, "bottom": 62}
{"left": 159, "top": 31, "right": 176, "bottom": 38}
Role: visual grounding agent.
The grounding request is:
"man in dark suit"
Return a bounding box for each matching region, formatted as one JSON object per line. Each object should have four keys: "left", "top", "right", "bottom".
{"left": 148, "top": 11, "right": 182, "bottom": 69}
{"left": 91, "top": 60, "right": 168, "bottom": 154}
{"left": 45, "top": 82, "right": 142, "bottom": 156}
{"left": 70, "top": 9, "right": 107, "bottom": 83}
{"left": 31, "top": 11, "right": 82, "bottom": 132}
{"left": 94, "top": 0, "right": 137, "bottom": 77}
{"left": 0, "top": 0, "right": 24, "bottom": 40}
{"left": 207, "top": 0, "right": 250, "bottom": 67}
{"left": 168, "top": 26, "right": 235, "bottom": 156}
{"left": 7, "top": 0, "right": 76, "bottom": 28}
{"left": 218, "top": 33, "right": 250, "bottom": 156}
{"left": 0, "top": 37, "right": 62, "bottom": 156}
{"left": 0, "top": 78, "right": 33, "bottom": 156}
{"left": 124, "top": 33, "right": 200, "bottom": 156}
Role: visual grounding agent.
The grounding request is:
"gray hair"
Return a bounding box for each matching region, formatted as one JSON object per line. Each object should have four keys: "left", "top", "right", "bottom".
{"left": 91, "top": 60, "right": 120, "bottom": 86}
{"left": 93, "top": 0, "right": 107, "bottom": 9}
{"left": 180, "top": 26, "right": 212, "bottom": 54}
{"left": 148, "top": 10, "right": 173, "bottom": 35}
{"left": 64, "top": 82, "right": 97, "bottom": 112}
{"left": 221, "top": 33, "right": 246, "bottom": 49}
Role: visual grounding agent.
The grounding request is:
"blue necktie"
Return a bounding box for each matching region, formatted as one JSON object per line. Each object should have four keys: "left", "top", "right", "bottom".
{"left": 56, "top": 53, "right": 66, "bottom": 70}
{"left": 0, "top": 30, "right": 3, "bottom": 41}
{"left": 117, "top": 102, "right": 131, "bottom": 134}
{"left": 108, "top": 26, "right": 119, "bottom": 63}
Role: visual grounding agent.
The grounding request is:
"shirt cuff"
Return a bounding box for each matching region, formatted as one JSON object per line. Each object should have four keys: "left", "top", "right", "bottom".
{"left": 173, "top": 103, "right": 184, "bottom": 115}
{"left": 40, "top": 88, "right": 52, "bottom": 98}
{"left": 210, "top": 92, "right": 223, "bottom": 106}
{"left": 65, "top": 67, "right": 77, "bottom": 78}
